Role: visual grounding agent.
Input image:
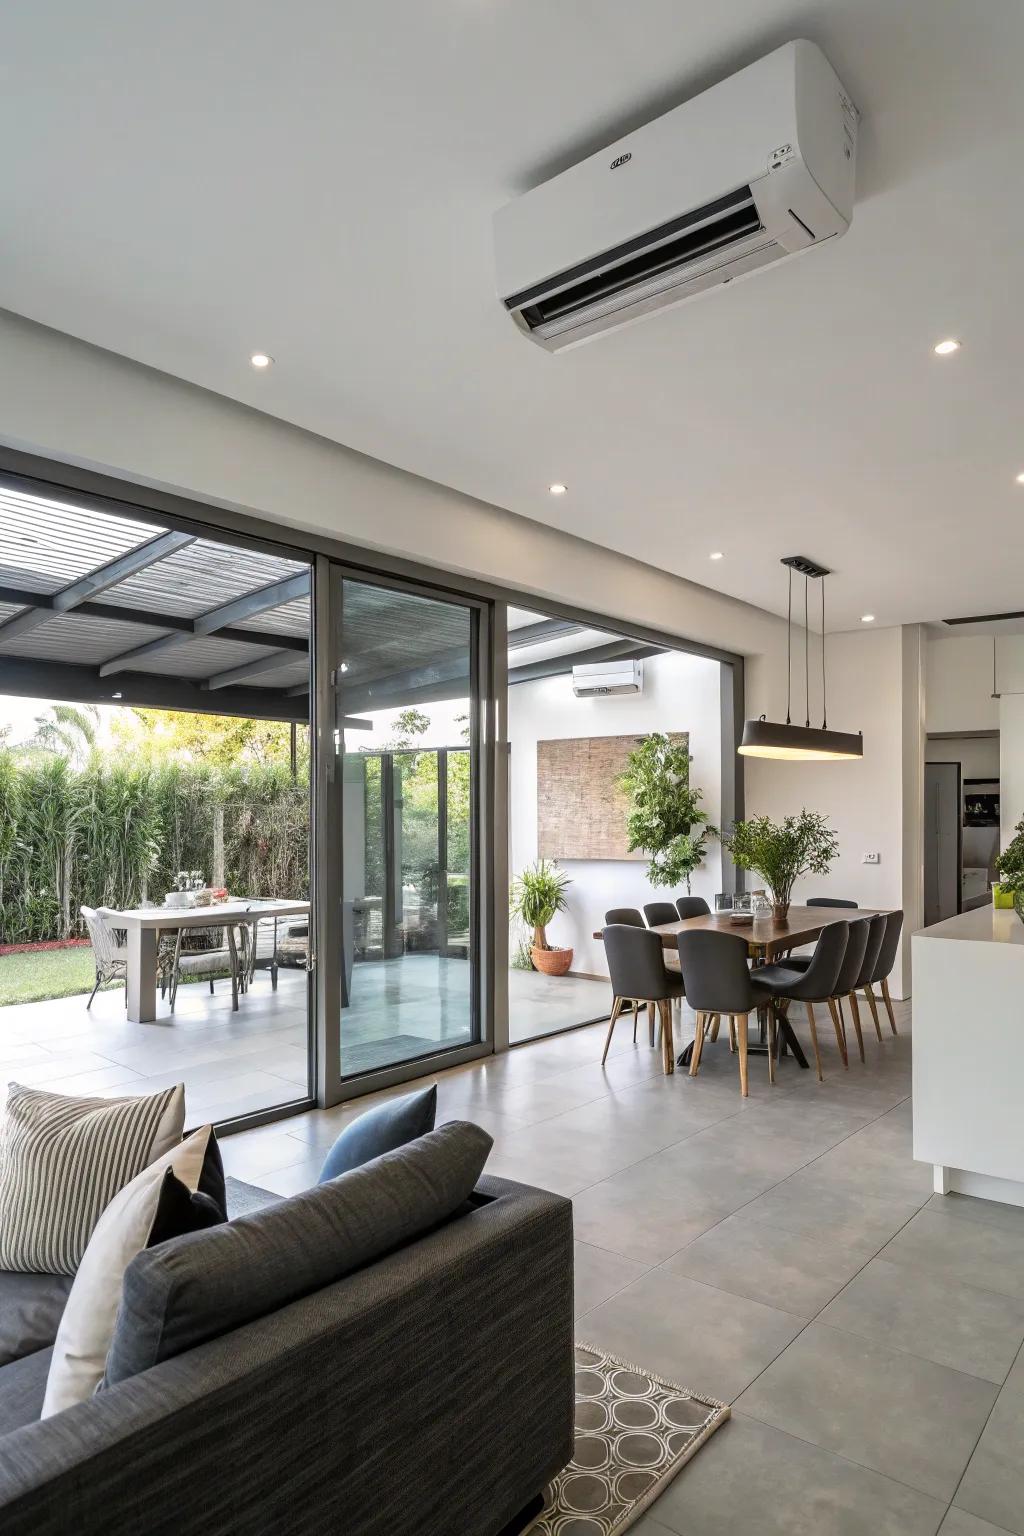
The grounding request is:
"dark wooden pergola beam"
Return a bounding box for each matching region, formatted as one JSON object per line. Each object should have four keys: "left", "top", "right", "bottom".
{"left": 97, "top": 570, "right": 311, "bottom": 677}
{"left": 0, "top": 529, "right": 195, "bottom": 643}
{"left": 0, "top": 584, "right": 308, "bottom": 656}
{"left": 0, "top": 656, "right": 308, "bottom": 724}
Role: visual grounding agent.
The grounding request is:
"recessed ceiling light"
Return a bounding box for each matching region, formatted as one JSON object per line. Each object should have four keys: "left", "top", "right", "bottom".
{"left": 250, "top": 352, "right": 273, "bottom": 369}
{"left": 548, "top": 483, "right": 568, "bottom": 496}
{"left": 933, "top": 339, "right": 960, "bottom": 356}
{"left": 861, "top": 614, "right": 875, "bottom": 623}
{"left": 709, "top": 551, "right": 724, "bottom": 560}
{"left": 1016, "top": 472, "right": 1024, "bottom": 485}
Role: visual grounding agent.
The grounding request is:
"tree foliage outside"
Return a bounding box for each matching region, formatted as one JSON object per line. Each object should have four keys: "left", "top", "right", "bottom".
{"left": 724, "top": 811, "right": 839, "bottom": 908}
{"left": 0, "top": 751, "right": 308, "bottom": 944}
{"left": 112, "top": 708, "right": 306, "bottom": 770}
{"left": 619, "top": 733, "right": 716, "bottom": 891}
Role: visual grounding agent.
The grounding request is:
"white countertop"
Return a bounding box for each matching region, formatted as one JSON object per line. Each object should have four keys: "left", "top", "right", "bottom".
{"left": 914, "top": 905, "right": 1024, "bottom": 946}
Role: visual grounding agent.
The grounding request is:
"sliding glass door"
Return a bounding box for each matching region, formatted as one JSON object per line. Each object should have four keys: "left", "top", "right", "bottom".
{"left": 320, "top": 566, "right": 488, "bottom": 1090}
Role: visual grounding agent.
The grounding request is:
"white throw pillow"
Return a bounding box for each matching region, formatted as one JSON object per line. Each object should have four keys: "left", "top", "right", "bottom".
{"left": 42, "top": 1125, "right": 212, "bottom": 1418}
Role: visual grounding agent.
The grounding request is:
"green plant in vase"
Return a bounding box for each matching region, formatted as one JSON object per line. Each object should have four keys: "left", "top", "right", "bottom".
{"left": 619, "top": 733, "right": 717, "bottom": 891}
{"left": 995, "top": 817, "right": 1024, "bottom": 922}
{"left": 723, "top": 811, "right": 839, "bottom": 920}
{"left": 510, "top": 858, "right": 573, "bottom": 976}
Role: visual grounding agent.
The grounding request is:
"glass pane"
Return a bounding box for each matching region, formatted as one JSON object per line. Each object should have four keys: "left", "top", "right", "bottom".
{"left": 336, "top": 577, "right": 476, "bottom": 1077}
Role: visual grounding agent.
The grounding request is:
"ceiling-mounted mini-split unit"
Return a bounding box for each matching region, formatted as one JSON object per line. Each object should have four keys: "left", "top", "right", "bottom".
{"left": 494, "top": 39, "right": 858, "bottom": 351}
{"left": 572, "top": 659, "right": 644, "bottom": 697}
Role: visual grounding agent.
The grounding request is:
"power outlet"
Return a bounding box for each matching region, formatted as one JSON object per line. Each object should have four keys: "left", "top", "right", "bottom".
{"left": 862, "top": 851, "right": 880, "bottom": 865}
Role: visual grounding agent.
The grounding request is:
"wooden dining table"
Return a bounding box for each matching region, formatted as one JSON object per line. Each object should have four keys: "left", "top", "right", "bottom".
{"left": 593, "top": 905, "right": 888, "bottom": 1072}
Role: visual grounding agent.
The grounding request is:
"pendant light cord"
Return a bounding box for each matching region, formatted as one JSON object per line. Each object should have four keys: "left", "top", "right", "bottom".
{"left": 821, "top": 577, "right": 827, "bottom": 728}
{"left": 792, "top": 571, "right": 798, "bottom": 724}
{"left": 804, "top": 575, "right": 810, "bottom": 728}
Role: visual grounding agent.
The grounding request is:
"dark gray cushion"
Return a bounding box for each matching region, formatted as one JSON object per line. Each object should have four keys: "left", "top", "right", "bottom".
{"left": 104, "top": 1119, "right": 492, "bottom": 1388}
{"left": 0, "top": 1345, "right": 51, "bottom": 1435}
{"left": 318, "top": 1084, "right": 437, "bottom": 1182}
{"left": 0, "top": 1272, "right": 73, "bottom": 1366}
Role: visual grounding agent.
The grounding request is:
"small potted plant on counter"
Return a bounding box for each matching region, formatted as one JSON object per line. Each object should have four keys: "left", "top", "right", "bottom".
{"left": 510, "top": 858, "right": 573, "bottom": 976}
{"left": 724, "top": 811, "right": 839, "bottom": 920}
{"left": 995, "top": 818, "right": 1024, "bottom": 921}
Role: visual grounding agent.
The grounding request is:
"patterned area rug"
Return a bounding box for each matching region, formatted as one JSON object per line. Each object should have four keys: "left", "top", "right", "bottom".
{"left": 529, "top": 1344, "right": 730, "bottom": 1535}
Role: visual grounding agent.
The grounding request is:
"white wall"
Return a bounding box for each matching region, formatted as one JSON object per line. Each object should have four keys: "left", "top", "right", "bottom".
{"left": 507, "top": 651, "right": 722, "bottom": 978}
{"left": 925, "top": 735, "right": 1000, "bottom": 780}
{"left": 926, "top": 635, "right": 999, "bottom": 734}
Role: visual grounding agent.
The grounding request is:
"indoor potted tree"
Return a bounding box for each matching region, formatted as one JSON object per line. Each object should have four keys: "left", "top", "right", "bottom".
{"left": 724, "top": 810, "right": 839, "bottom": 919}
{"left": 619, "top": 733, "right": 716, "bottom": 890}
{"left": 995, "top": 817, "right": 1024, "bottom": 921}
{"left": 510, "top": 858, "right": 573, "bottom": 975}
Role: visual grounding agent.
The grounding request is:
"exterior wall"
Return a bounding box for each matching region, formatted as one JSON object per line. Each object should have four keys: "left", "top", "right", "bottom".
{"left": 507, "top": 650, "right": 722, "bottom": 979}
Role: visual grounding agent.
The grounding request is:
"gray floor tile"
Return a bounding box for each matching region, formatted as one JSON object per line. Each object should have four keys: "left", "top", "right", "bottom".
{"left": 955, "top": 1347, "right": 1024, "bottom": 1534}
{"left": 737, "top": 1322, "right": 998, "bottom": 1500}
{"left": 649, "top": 1411, "right": 945, "bottom": 1536}
{"left": 573, "top": 1241, "right": 650, "bottom": 1319}
{"left": 941, "top": 1511, "right": 1016, "bottom": 1536}
{"left": 741, "top": 1172, "right": 923, "bottom": 1269}
{"left": 580, "top": 1267, "right": 803, "bottom": 1403}
{"left": 570, "top": 1156, "right": 755, "bottom": 1266}
{"left": 662, "top": 1211, "right": 860, "bottom": 1319}
{"left": 881, "top": 1210, "right": 1024, "bottom": 1302}
{"left": 926, "top": 1192, "right": 1024, "bottom": 1237}
{"left": 629, "top": 1515, "right": 678, "bottom": 1535}
{"left": 819, "top": 1257, "right": 1024, "bottom": 1384}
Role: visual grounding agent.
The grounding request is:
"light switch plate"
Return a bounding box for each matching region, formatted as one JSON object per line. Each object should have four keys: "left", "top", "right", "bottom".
{"left": 862, "top": 851, "right": 880, "bottom": 864}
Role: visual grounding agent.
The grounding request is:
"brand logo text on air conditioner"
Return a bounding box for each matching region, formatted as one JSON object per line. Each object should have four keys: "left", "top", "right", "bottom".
{"left": 609, "top": 152, "right": 632, "bottom": 170}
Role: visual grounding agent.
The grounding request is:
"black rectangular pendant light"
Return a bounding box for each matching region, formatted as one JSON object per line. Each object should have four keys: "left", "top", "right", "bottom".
{"left": 739, "top": 556, "right": 863, "bottom": 762}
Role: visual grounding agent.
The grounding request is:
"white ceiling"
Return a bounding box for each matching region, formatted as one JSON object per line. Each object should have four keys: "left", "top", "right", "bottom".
{"left": 2, "top": 1, "right": 1023, "bottom": 633}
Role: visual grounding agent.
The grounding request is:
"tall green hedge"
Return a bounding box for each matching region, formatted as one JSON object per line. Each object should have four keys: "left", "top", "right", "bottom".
{"left": 0, "top": 752, "right": 309, "bottom": 944}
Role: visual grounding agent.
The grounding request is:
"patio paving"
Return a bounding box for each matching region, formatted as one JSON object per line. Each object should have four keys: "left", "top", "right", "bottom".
{"left": 0, "top": 956, "right": 613, "bottom": 1124}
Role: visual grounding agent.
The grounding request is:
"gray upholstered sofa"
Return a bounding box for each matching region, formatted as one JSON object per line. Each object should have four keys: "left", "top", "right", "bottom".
{"left": 0, "top": 1168, "right": 574, "bottom": 1536}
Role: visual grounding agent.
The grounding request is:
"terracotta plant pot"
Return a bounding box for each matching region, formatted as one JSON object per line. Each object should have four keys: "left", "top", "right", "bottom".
{"left": 531, "top": 945, "right": 573, "bottom": 977}
{"left": 771, "top": 900, "right": 790, "bottom": 921}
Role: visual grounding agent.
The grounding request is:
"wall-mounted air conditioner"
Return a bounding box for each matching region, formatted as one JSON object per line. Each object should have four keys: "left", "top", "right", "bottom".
{"left": 572, "top": 660, "right": 644, "bottom": 697}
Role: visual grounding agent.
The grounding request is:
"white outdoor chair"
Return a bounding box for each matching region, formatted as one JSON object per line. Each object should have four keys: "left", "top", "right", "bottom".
{"left": 80, "top": 905, "right": 128, "bottom": 1009}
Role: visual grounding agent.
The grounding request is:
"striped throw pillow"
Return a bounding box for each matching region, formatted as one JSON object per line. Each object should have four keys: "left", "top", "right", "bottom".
{"left": 0, "top": 1082, "right": 186, "bottom": 1275}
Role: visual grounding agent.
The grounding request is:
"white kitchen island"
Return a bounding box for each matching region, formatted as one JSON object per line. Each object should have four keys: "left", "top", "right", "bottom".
{"left": 913, "top": 904, "right": 1024, "bottom": 1206}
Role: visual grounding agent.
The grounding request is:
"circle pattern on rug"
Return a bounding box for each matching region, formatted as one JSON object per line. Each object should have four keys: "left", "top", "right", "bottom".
{"left": 528, "top": 1344, "right": 728, "bottom": 1534}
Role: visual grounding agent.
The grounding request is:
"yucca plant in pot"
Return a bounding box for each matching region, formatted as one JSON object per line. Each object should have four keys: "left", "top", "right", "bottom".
{"left": 724, "top": 810, "right": 839, "bottom": 920}
{"left": 510, "top": 858, "right": 573, "bottom": 976}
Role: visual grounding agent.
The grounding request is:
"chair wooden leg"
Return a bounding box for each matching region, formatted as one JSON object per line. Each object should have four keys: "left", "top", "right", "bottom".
{"left": 803, "top": 1001, "right": 824, "bottom": 1082}
{"left": 847, "top": 992, "right": 865, "bottom": 1062}
{"left": 827, "top": 996, "right": 848, "bottom": 1068}
{"left": 881, "top": 976, "right": 898, "bottom": 1035}
{"left": 728, "top": 1016, "right": 737, "bottom": 1053}
{"left": 632, "top": 1000, "right": 639, "bottom": 1044}
{"left": 736, "top": 1014, "right": 749, "bottom": 1097}
{"left": 864, "top": 987, "right": 883, "bottom": 1041}
{"left": 660, "top": 998, "right": 675, "bottom": 1075}
{"left": 689, "top": 1012, "right": 707, "bottom": 1076}
{"left": 709, "top": 1014, "right": 721, "bottom": 1042}
{"left": 648, "top": 1003, "right": 656, "bottom": 1048}
{"left": 601, "top": 997, "right": 624, "bottom": 1065}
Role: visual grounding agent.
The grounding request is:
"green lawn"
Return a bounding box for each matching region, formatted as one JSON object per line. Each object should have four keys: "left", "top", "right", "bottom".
{"left": 0, "top": 946, "right": 112, "bottom": 1006}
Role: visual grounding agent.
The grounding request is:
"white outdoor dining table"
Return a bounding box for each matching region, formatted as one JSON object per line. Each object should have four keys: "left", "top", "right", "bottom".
{"left": 105, "top": 899, "right": 310, "bottom": 1023}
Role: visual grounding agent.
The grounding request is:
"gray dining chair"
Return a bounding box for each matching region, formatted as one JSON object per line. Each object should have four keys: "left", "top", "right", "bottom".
{"left": 604, "top": 908, "right": 650, "bottom": 1044}
{"left": 755, "top": 923, "right": 850, "bottom": 1081}
{"left": 806, "top": 897, "right": 858, "bottom": 908}
{"left": 850, "top": 914, "right": 887, "bottom": 1046}
{"left": 602, "top": 924, "right": 684, "bottom": 1073}
{"left": 676, "top": 930, "right": 772, "bottom": 1096}
{"left": 675, "top": 896, "right": 711, "bottom": 920}
{"left": 864, "top": 909, "right": 904, "bottom": 1035}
